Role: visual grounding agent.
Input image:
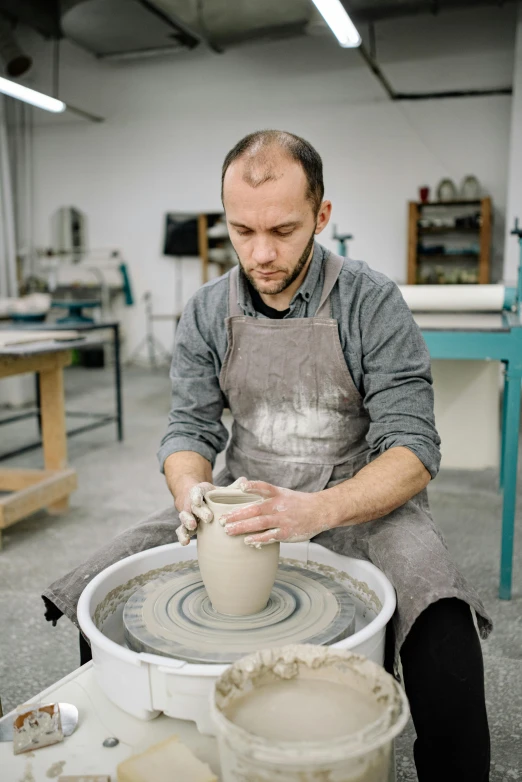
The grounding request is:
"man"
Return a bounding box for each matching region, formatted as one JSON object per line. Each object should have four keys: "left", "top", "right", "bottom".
{"left": 44, "top": 130, "right": 491, "bottom": 781}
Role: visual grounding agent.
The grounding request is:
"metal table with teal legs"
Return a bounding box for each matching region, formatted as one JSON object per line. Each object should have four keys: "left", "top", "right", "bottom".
{"left": 415, "top": 223, "right": 522, "bottom": 600}
{"left": 419, "top": 310, "right": 522, "bottom": 600}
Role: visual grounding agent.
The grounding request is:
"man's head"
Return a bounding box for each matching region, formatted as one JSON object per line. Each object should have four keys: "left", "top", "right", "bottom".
{"left": 221, "top": 130, "right": 331, "bottom": 297}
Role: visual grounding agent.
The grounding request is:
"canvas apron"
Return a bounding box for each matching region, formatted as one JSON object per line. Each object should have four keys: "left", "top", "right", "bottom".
{"left": 44, "top": 251, "right": 492, "bottom": 656}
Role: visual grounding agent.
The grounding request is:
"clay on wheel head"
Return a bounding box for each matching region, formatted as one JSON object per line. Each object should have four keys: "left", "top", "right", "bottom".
{"left": 197, "top": 488, "right": 280, "bottom": 616}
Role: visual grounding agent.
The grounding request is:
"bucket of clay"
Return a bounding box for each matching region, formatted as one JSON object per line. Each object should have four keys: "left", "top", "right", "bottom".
{"left": 211, "top": 644, "right": 409, "bottom": 782}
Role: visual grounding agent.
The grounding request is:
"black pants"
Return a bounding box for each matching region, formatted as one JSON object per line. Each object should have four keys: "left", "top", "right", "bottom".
{"left": 397, "top": 597, "right": 490, "bottom": 782}
{"left": 77, "top": 598, "right": 490, "bottom": 782}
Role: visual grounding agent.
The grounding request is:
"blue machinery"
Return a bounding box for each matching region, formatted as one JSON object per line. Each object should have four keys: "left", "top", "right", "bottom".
{"left": 421, "top": 221, "right": 522, "bottom": 600}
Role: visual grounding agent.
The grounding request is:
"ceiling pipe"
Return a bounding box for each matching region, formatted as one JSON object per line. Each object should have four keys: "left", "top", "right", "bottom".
{"left": 0, "top": 14, "right": 32, "bottom": 78}
{"left": 393, "top": 87, "right": 513, "bottom": 100}
{"left": 344, "top": 0, "right": 518, "bottom": 25}
{"left": 137, "top": 0, "right": 203, "bottom": 51}
{"left": 357, "top": 39, "right": 512, "bottom": 102}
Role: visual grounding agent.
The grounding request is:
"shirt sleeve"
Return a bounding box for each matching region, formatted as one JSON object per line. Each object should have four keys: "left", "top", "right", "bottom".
{"left": 360, "top": 281, "right": 441, "bottom": 478}
{"left": 157, "top": 298, "right": 229, "bottom": 472}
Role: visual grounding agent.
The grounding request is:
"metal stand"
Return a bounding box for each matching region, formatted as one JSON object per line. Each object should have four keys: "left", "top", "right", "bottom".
{"left": 511, "top": 218, "right": 522, "bottom": 315}
{"left": 332, "top": 225, "right": 353, "bottom": 258}
{"left": 127, "top": 292, "right": 171, "bottom": 368}
{"left": 497, "top": 218, "right": 522, "bottom": 599}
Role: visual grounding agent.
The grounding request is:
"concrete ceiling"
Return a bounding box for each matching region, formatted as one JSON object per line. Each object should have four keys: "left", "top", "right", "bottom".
{"left": 0, "top": 0, "right": 517, "bottom": 57}
{"left": 0, "top": 0, "right": 517, "bottom": 117}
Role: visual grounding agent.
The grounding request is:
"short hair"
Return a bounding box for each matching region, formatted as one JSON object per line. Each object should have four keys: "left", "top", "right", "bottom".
{"left": 221, "top": 130, "right": 324, "bottom": 215}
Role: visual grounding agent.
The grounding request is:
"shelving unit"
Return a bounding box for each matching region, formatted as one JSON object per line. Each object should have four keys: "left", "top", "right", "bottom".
{"left": 407, "top": 197, "right": 492, "bottom": 284}
{"left": 163, "top": 212, "right": 236, "bottom": 286}
{"left": 197, "top": 213, "right": 236, "bottom": 284}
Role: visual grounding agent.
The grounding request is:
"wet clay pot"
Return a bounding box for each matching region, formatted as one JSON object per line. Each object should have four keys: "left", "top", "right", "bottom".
{"left": 197, "top": 488, "right": 280, "bottom": 616}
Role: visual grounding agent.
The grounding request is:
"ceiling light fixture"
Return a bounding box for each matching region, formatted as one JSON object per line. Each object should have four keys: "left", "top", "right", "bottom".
{"left": 310, "top": 0, "right": 361, "bottom": 48}
{"left": 0, "top": 75, "right": 65, "bottom": 113}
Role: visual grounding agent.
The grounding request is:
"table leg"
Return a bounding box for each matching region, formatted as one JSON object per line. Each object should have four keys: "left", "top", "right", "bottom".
{"left": 499, "top": 364, "right": 508, "bottom": 492}
{"left": 499, "top": 367, "right": 521, "bottom": 600}
{"left": 34, "top": 373, "right": 42, "bottom": 436}
{"left": 39, "top": 364, "right": 69, "bottom": 513}
{"left": 113, "top": 323, "right": 123, "bottom": 441}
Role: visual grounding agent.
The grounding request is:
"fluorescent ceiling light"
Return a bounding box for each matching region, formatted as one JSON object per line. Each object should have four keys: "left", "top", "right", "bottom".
{"left": 311, "top": 0, "right": 361, "bottom": 48}
{"left": 0, "top": 76, "right": 66, "bottom": 113}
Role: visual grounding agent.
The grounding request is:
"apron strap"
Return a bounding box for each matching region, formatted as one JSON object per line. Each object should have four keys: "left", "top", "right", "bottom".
{"left": 315, "top": 251, "right": 345, "bottom": 318}
{"left": 228, "top": 265, "right": 242, "bottom": 317}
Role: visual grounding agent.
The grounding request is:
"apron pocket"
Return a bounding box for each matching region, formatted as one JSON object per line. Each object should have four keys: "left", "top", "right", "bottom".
{"left": 226, "top": 445, "right": 334, "bottom": 493}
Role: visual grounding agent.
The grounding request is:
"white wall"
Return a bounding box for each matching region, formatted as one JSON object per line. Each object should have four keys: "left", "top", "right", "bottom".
{"left": 505, "top": 3, "right": 522, "bottom": 283}
{"left": 21, "top": 6, "right": 515, "bottom": 354}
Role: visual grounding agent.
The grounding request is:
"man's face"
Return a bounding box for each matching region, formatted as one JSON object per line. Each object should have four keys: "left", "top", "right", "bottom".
{"left": 223, "top": 156, "right": 326, "bottom": 296}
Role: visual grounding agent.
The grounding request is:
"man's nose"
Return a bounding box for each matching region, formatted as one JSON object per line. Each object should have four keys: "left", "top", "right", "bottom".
{"left": 251, "top": 237, "right": 277, "bottom": 265}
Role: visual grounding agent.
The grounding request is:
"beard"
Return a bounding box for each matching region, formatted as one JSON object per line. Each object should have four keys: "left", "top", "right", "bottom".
{"left": 238, "top": 229, "right": 316, "bottom": 296}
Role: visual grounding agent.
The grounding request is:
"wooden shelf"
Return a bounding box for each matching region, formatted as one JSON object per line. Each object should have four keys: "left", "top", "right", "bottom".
{"left": 411, "top": 281, "right": 480, "bottom": 286}
{"left": 418, "top": 253, "right": 479, "bottom": 261}
{"left": 418, "top": 226, "right": 479, "bottom": 234}
{"left": 407, "top": 197, "right": 491, "bottom": 285}
{"left": 418, "top": 200, "right": 481, "bottom": 207}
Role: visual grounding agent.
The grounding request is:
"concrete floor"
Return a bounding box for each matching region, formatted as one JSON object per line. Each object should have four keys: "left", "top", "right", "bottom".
{"left": 0, "top": 365, "right": 521, "bottom": 781}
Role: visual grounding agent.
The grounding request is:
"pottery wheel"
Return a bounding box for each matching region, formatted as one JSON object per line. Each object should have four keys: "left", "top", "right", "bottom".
{"left": 123, "top": 563, "right": 357, "bottom": 664}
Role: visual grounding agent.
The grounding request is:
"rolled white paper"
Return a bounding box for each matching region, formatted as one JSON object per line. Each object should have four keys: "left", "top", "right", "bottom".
{"left": 398, "top": 284, "right": 505, "bottom": 312}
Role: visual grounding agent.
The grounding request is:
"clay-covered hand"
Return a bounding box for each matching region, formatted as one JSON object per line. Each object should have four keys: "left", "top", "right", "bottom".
{"left": 176, "top": 477, "right": 248, "bottom": 546}
{"left": 222, "top": 481, "right": 333, "bottom": 547}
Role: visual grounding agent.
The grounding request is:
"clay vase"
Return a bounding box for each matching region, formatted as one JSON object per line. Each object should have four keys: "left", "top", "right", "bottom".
{"left": 197, "top": 488, "right": 280, "bottom": 616}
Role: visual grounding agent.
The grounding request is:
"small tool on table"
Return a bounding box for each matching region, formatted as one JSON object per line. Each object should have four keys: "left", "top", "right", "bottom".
{"left": 0, "top": 702, "right": 78, "bottom": 753}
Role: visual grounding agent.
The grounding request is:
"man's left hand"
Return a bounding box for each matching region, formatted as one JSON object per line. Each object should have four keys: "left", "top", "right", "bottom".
{"left": 222, "top": 481, "right": 333, "bottom": 547}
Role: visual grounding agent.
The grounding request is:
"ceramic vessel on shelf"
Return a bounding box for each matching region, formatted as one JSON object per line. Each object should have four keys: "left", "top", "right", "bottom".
{"left": 208, "top": 246, "right": 230, "bottom": 262}
{"left": 436, "top": 178, "right": 458, "bottom": 202}
{"left": 419, "top": 185, "right": 430, "bottom": 203}
{"left": 198, "top": 488, "right": 280, "bottom": 616}
{"left": 460, "top": 175, "right": 481, "bottom": 200}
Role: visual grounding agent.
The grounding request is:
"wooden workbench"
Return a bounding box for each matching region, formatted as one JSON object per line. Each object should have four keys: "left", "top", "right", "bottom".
{"left": 0, "top": 340, "right": 81, "bottom": 547}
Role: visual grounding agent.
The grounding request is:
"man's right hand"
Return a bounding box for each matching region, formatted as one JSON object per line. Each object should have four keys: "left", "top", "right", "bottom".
{"left": 176, "top": 482, "right": 216, "bottom": 545}
{"left": 176, "top": 477, "right": 248, "bottom": 545}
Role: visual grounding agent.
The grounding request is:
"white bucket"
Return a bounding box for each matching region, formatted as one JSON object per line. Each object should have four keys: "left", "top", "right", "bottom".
{"left": 211, "top": 645, "right": 409, "bottom": 782}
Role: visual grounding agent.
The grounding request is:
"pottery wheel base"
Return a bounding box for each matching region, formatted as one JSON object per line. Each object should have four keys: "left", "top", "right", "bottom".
{"left": 123, "top": 563, "right": 357, "bottom": 664}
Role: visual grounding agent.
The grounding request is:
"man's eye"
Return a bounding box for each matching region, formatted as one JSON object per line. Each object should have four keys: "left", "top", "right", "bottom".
{"left": 236, "top": 229, "right": 252, "bottom": 236}
{"left": 275, "top": 230, "right": 293, "bottom": 237}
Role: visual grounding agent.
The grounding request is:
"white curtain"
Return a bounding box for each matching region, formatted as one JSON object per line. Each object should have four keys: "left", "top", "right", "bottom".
{"left": 0, "top": 95, "right": 33, "bottom": 298}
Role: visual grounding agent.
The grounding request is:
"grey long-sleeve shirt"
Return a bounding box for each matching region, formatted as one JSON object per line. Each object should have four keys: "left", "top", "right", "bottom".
{"left": 158, "top": 242, "right": 441, "bottom": 478}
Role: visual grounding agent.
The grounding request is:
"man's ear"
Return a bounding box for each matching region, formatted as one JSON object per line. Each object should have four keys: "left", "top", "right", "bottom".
{"left": 315, "top": 200, "right": 332, "bottom": 235}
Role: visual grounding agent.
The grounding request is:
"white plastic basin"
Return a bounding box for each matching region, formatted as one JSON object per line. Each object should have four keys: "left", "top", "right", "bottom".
{"left": 78, "top": 540, "right": 396, "bottom": 735}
